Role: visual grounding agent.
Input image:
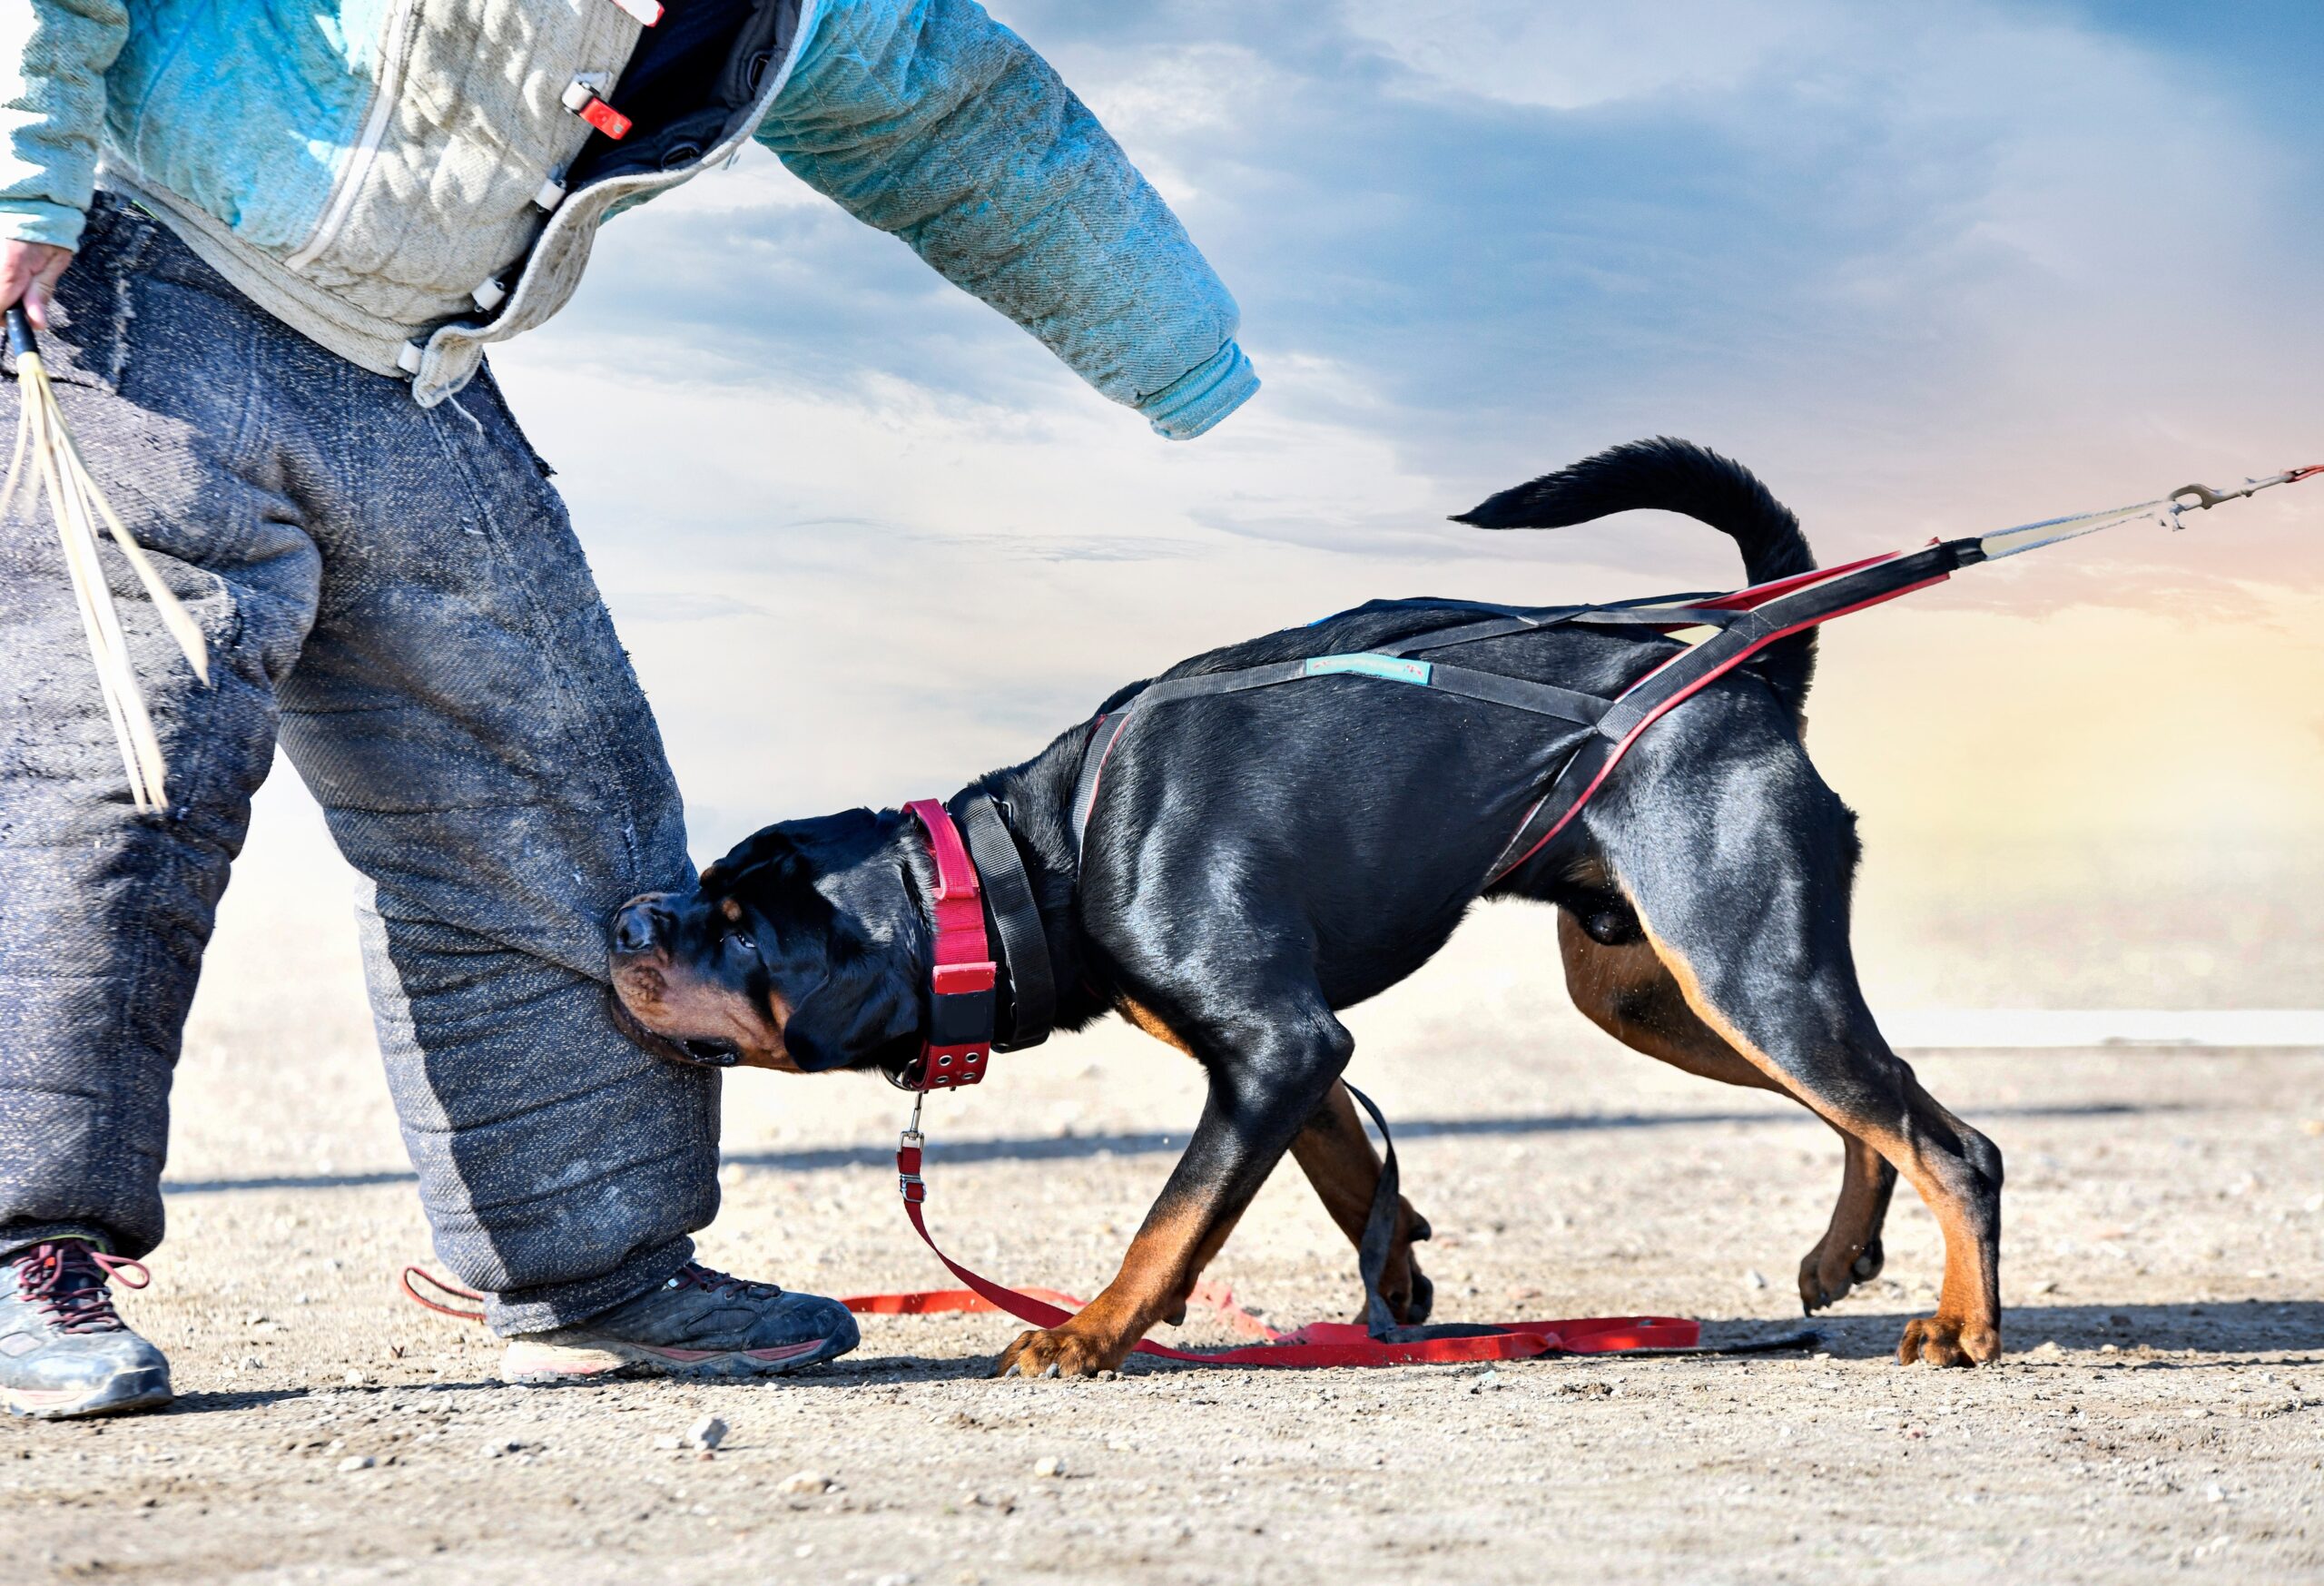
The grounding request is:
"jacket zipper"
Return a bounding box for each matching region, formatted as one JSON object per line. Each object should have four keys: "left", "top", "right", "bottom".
{"left": 284, "top": 0, "right": 428, "bottom": 273}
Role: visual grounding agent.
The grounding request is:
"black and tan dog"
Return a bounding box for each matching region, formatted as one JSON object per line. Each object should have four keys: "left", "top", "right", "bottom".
{"left": 607, "top": 438, "right": 2003, "bottom": 1376}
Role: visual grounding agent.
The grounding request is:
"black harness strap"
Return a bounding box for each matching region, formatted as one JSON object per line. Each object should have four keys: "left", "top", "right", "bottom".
{"left": 1068, "top": 537, "right": 1984, "bottom": 879}
{"left": 952, "top": 791, "right": 1056, "bottom": 1050}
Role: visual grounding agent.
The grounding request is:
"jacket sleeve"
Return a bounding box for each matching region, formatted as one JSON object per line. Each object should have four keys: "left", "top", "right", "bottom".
{"left": 755, "top": 0, "right": 1257, "bottom": 439}
{"left": 0, "top": 0, "right": 129, "bottom": 250}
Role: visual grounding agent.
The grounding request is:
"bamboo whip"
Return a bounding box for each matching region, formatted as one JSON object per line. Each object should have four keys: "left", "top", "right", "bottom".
{"left": 5, "top": 306, "right": 209, "bottom": 811}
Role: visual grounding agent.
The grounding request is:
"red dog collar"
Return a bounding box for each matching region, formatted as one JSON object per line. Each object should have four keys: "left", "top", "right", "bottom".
{"left": 902, "top": 798, "right": 996, "bottom": 1090}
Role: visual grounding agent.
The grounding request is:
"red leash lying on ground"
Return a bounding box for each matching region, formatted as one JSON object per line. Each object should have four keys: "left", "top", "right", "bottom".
{"left": 852, "top": 1116, "right": 1699, "bottom": 1367}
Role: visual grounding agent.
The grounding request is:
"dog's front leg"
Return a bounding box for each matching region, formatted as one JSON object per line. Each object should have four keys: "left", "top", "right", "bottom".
{"left": 1290, "top": 1082, "right": 1433, "bottom": 1325}
{"left": 995, "top": 997, "right": 1353, "bottom": 1378}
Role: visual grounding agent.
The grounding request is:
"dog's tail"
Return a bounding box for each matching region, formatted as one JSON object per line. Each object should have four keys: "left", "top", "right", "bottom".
{"left": 1451, "top": 437, "right": 1817, "bottom": 718}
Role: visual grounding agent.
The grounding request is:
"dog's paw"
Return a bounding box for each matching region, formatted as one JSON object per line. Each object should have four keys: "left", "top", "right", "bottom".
{"left": 1896, "top": 1314, "right": 2000, "bottom": 1368}
{"left": 1399, "top": 1263, "right": 1434, "bottom": 1327}
{"left": 994, "top": 1325, "right": 1123, "bottom": 1379}
{"left": 1798, "top": 1234, "right": 1886, "bottom": 1313}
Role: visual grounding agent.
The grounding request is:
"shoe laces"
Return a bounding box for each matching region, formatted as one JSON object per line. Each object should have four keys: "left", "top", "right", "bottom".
{"left": 13, "top": 1242, "right": 149, "bottom": 1335}
{"left": 665, "top": 1262, "right": 783, "bottom": 1302}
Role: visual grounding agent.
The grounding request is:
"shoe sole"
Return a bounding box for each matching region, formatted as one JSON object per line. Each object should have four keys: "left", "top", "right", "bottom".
{"left": 4, "top": 1365, "right": 174, "bottom": 1421}
{"left": 501, "top": 1330, "right": 856, "bottom": 1384}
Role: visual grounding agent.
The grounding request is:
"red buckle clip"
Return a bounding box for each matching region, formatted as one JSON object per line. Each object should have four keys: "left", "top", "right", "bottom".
{"left": 931, "top": 961, "right": 996, "bottom": 996}
{"left": 561, "top": 80, "right": 632, "bottom": 141}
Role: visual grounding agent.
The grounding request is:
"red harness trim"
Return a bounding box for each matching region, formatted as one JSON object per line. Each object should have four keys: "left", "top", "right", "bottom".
{"left": 1487, "top": 550, "right": 1954, "bottom": 882}
{"left": 852, "top": 1130, "right": 1698, "bottom": 1367}
{"left": 904, "top": 798, "right": 997, "bottom": 1089}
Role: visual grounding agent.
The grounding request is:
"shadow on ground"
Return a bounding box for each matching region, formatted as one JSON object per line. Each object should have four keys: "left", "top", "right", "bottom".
{"left": 161, "top": 1101, "right": 2173, "bottom": 1196}
{"left": 1757, "top": 1299, "right": 2322, "bottom": 1362}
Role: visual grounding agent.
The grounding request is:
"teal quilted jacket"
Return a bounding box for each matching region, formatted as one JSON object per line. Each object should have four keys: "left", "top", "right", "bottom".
{"left": 0, "top": 0, "right": 1257, "bottom": 428}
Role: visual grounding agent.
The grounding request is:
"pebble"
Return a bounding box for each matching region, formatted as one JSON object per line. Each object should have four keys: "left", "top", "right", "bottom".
{"left": 337, "top": 1455, "right": 374, "bottom": 1473}
{"left": 1468, "top": 1369, "right": 1504, "bottom": 1394}
{"left": 777, "top": 1470, "right": 833, "bottom": 1495}
{"left": 687, "top": 1416, "right": 728, "bottom": 1452}
{"left": 653, "top": 1435, "right": 684, "bottom": 1452}
{"left": 2027, "top": 1341, "right": 2065, "bottom": 1361}
{"left": 1033, "top": 1454, "right": 1067, "bottom": 1478}
{"left": 1742, "top": 1269, "right": 1768, "bottom": 1290}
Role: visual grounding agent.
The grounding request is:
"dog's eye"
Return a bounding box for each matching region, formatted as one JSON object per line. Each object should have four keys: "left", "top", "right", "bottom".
{"left": 724, "top": 931, "right": 758, "bottom": 957}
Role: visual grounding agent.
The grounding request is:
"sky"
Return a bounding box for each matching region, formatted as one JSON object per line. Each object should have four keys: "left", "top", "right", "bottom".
{"left": 244, "top": 0, "right": 2324, "bottom": 1010}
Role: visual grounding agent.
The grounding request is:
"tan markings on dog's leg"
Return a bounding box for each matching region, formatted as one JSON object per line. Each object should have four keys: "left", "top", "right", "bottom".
{"left": 1118, "top": 995, "right": 1196, "bottom": 1057}
{"left": 995, "top": 1194, "right": 1246, "bottom": 1378}
{"left": 1800, "top": 1128, "right": 1896, "bottom": 1310}
{"left": 1562, "top": 915, "right": 1887, "bottom": 1309}
{"left": 1558, "top": 913, "right": 1784, "bottom": 1093}
{"left": 1289, "top": 1083, "right": 1430, "bottom": 1324}
{"left": 1638, "top": 917, "right": 2000, "bottom": 1366}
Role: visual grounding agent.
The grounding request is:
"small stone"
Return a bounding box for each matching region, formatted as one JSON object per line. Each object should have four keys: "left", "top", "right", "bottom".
{"left": 480, "top": 1440, "right": 522, "bottom": 1460}
{"left": 794, "top": 1544, "right": 815, "bottom": 1559}
{"left": 1742, "top": 1269, "right": 1768, "bottom": 1291}
{"left": 2028, "top": 1280, "right": 2058, "bottom": 1295}
{"left": 2098, "top": 1343, "right": 2122, "bottom": 1355}
{"left": 1468, "top": 1369, "right": 1504, "bottom": 1394}
{"left": 342, "top": 1370, "right": 366, "bottom": 1385}
{"left": 652, "top": 1434, "right": 683, "bottom": 1452}
{"left": 2028, "top": 1340, "right": 2065, "bottom": 1361}
{"left": 777, "top": 1470, "right": 832, "bottom": 1496}
{"left": 2205, "top": 1484, "right": 2226, "bottom": 1503}
{"left": 1032, "top": 1454, "right": 1066, "bottom": 1478}
{"left": 686, "top": 1415, "right": 727, "bottom": 1452}
{"left": 337, "top": 1455, "right": 374, "bottom": 1473}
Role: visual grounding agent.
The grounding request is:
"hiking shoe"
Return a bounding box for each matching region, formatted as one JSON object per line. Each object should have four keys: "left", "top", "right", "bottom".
{"left": 502, "top": 1262, "right": 859, "bottom": 1382}
{"left": 1, "top": 1241, "right": 173, "bottom": 1419}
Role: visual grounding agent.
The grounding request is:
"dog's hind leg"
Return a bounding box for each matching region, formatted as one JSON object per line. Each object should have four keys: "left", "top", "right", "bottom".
{"left": 1584, "top": 733, "right": 2003, "bottom": 1367}
{"left": 1557, "top": 911, "right": 1897, "bottom": 1313}
{"left": 1289, "top": 1083, "right": 1434, "bottom": 1325}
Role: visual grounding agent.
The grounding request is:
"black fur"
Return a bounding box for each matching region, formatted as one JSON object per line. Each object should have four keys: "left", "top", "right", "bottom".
{"left": 607, "top": 438, "right": 2003, "bottom": 1374}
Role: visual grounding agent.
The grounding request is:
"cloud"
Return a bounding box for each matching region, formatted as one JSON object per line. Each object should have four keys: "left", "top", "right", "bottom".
{"left": 468, "top": 0, "right": 2323, "bottom": 871}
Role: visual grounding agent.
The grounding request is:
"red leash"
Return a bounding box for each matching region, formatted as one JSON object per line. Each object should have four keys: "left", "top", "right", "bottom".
{"left": 841, "top": 1101, "right": 1698, "bottom": 1368}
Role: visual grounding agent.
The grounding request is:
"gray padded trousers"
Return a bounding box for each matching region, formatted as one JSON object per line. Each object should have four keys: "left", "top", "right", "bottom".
{"left": 0, "top": 197, "right": 720, "bottom": 1333}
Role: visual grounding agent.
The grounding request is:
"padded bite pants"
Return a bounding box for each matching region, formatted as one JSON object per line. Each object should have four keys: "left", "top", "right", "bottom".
{"left": 0, "top": 197, "right": 719, "bottom": 1332}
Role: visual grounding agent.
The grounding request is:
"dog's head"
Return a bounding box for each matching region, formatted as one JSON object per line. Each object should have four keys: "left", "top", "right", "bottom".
{"left": 606, "top": 809, "right": 925, "bottom": 1077}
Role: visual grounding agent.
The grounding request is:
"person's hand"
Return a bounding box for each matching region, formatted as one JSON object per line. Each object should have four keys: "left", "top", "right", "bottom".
{"left": 2, "top": 241, "right": 75, "bottom": 330}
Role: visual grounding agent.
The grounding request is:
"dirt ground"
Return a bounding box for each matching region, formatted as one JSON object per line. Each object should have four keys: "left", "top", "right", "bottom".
{"left": 3, "top": 801, "right": 2319, "bottom": 1586}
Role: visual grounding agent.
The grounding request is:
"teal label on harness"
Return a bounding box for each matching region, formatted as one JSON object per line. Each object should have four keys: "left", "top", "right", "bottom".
{"left": 1304, "top": 653, "right": 1434, "bottom": 686}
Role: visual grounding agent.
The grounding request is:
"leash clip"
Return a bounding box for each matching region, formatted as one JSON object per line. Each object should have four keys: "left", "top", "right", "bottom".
{"left": 897, "top": 1093, "right": 928, "bottom": 1201}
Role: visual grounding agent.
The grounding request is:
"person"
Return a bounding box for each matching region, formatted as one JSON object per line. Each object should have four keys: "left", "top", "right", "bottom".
{"left": 0, "top": 0, "right": 1257, "bottom": 1418}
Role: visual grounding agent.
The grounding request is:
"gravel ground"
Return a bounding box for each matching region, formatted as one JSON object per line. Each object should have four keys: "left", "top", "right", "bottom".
{"left": 3, "top": 828, "right": 2319, "bottom": 1586}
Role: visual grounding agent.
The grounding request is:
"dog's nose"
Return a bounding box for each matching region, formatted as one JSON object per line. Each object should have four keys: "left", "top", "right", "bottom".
{"left": 611, "top": 897, "right": 668, "bottom": 955}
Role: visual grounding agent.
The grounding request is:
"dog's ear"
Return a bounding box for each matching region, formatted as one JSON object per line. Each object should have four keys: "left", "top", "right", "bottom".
{"left": 781, "top": 949, "right": 920, "bottom": 1073}
{"left": 702, "top": 826, "right": 805, "bottom": 893}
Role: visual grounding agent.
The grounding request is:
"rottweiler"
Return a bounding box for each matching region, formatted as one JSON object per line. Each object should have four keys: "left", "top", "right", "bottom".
{"left": 606, "top": 438, "right": 2004, "bottom": 1376}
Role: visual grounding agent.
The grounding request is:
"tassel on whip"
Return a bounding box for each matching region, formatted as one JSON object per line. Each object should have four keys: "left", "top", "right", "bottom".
{"left": 4, "top": 306, "right": 209, "bottom": 811}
